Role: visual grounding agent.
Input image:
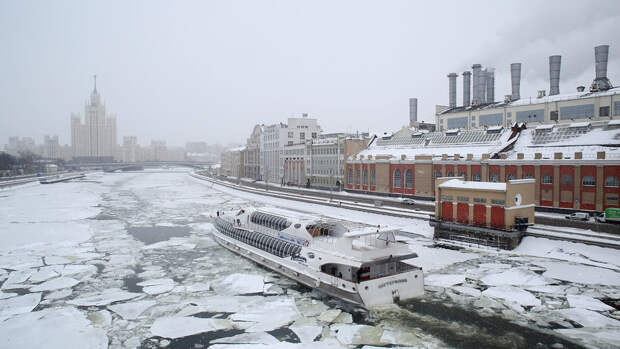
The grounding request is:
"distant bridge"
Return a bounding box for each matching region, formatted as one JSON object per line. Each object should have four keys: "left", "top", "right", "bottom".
{"left": 72, "top": 161, "right": 215, "bottom": 172}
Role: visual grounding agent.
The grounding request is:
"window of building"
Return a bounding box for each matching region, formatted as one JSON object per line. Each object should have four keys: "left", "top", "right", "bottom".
{"left": 355, "top": 169, "right": 360, "bottom": 185}
{"left": 446, "top": 171, "right": 454, "bottom": 177}
{"left": 435, "top": 170, "right": 442, "bottom": 178}
{"left": 300, "top": 132, "right": 305, "bottom": 140}
{"left": 288, "top": 131, "right": 293, "bottom": 138}
{"left": 459, "top": 172, "right": 466, "bottom": 178}
{"left": 348, "top": 169, "right": 353, "bottom": 184}
{"left": 605, "top": 176, "right": 619, "bottom": 187}
{"left": 474, "top": 197, "right": 487, "bottom": 203}
{"left": 490, "top": 173, "right": 499, "bottom": 182}
{"left": 362, "top": 169, "right": 368, "bottom": 186}
{"left": 472, "top": 173, "right": 481, "bottom": 181}
{"left": 447, "top": 117, "right": 468, "bottom": 129}
{"left": 615, "top": 101, "right": 620, "bottom": 116}
{"left": 560, "top": 104, "right": 595, "bottom": 120}
{"left": 542, "top": 174, "right": 553, "bottom": 185}
{"left": 311, "top": 132, "right": 317, "bottom": 139}
{"left": 582, "top": 175, "right": 595, "bottom": 186}
{"left": 561, "top": 174, "right": 573, "bottom": 186}
{"left": 405, "top": 169, "right": 413, "bottom": 189}
{"left": 370, "top": 169, "right": 376, "bottom": 186}
{"left": 479, "top": 113, "right": 503, "bottom": 126}
{"left": 524, "top": 173, "right": 534, "bottom": 179}
{"left": 393, "top": 169, "right": 402, "bottom": 188}
{"left": 491, "top": 199, "right": 506, "bottom": 206}
{"left": 288, "top": 141, "right": 293, "bottom": 145}
{"left": 516, "top": 109, "right": 545, "bottom": 123}
{"left": 600, "top": 106, "right": 610, "bottom": 117}
{"left": 550, "top": 111, "right": 558, "bottom": 121}
{"left": 507, "top": 173, "right": 516, "bottom": 181}
{"left": 441, "top": 195, "right": 453, "bottom": 202}
{"left": 457, "top": 196, "right": 469, "bottom": 202}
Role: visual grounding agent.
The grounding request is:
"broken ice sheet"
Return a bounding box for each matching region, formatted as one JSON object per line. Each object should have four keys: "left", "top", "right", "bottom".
{"left": 211, "top": 332, "right": 280, "bottom": 345}
{"left": 481, "top": 286, "right": 541, "bottom": 309}
{"left": 137, "top": 278, "right": 175, "bottom": 295}
{"left": 289, "top": 324, "right": 323, "bottom": 343}
{"left": 230, "top": 297, "right": 300, "bottom": 332}
{"left": 480, "top": 268, "right": 553, "bottom": 287}
{"left": 150, "top": 316, "right": 233, "bottom": 339}
{"left": 0, "top": 292, "right": 41, "bottom": 319}
{"left": 29, "top": 277, "right": 79, "bottom": 292}
{"left": 108, "top": 299, "right": 156, "bottom": 320}
{"left": 425, "top": 274, "right": 465, "bottom": 287}
{"left": 213, "top": 273, "right": 264, "bottom": 295}
{"left": 67, "top": 288, "right": 142, "bottom": 306}
{"left": 331, "top": 324, "right": 384, "bottom": 346}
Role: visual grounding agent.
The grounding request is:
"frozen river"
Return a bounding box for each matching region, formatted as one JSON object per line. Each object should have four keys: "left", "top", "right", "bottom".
{"left": 0, "top": 169, "right": 619, "bottom": 348}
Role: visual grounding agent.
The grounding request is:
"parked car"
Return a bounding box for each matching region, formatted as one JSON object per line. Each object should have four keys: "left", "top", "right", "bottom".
{"left": 401, "top": 198, "right": 416, "bottom": 205}
{"left": 565, "top": 212, "right": 589, "bottom": 221}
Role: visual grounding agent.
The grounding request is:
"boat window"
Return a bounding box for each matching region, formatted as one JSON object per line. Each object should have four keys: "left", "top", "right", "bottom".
{"left": 294, "top": 223, "right": 301, "bottom": 229}
{"left": 307, "top": 252, "right": 315, "bottom": 259}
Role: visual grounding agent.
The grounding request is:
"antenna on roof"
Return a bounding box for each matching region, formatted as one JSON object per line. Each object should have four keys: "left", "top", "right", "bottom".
{"left": 93, "top": 74, "right": 97, "bottom": 92}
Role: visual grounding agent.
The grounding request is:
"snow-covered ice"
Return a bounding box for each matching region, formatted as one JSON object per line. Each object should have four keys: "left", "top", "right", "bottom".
{"left": 107, "top": 299, "right": 156, "bottom": 320}
{"left": 481, "top": 286, "right": 541, "bottom": 308}
{"left": 67, "top": 288, "right": 142, "bottom": 306}
{"left": 425, "top": 274, "right": 465, "bottom": 287}
{"left": 213, "top": 273, "right": 264, "bottom": 295}
{"left": 211, "top": 332, "right": 280, "bottom": 345}
{"left": 29, "top": 277, "right": 79, "bottom": 292}
{"left": 0, "top": 293, "right": 41, "bottom": 319}
{"left": 555, "top": 308, "right": 620, "bottom": 327}
{"left": 566, "top": 294, "right": 615, "bottom": 311}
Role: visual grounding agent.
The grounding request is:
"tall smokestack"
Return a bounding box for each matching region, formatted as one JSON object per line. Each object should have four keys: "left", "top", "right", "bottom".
{"left": 462, "top": 71, "right": 471, "bottom": 107}
{"left": 447, "top": 73, "right": 457, "bottom": 108}
{"left": 549, "top": 55, "right": 561, "bottom": 96}
{"left": 409, "top": 98, "right": 418, "bottom": 126}
{"left": 511, "top": 63, "right": 521, "bottom": 101}
{"left": 486, "top": 68, "right": 495, "bottom": 103}
{"left": 472, "top": 64, "right": 482, "bottom": 105}
{"left": 592, "top": 44, "right": 613, "bottom": 91}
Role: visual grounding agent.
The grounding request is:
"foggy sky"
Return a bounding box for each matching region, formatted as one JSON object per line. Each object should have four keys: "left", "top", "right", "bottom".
{"left": 1, "top": 0, "right": 619, "bottom": 147}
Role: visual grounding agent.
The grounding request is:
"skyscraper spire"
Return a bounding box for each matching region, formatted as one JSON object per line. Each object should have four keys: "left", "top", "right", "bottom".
{"left": 93, "top": 74, "right": 97, "bottom": 92}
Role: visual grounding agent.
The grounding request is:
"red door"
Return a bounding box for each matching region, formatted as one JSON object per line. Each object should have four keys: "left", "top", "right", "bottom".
{"left": 441, "top": 201, "right": 453, "bottom": 222}
{"left": 474, "top": 204, "right": 486, "bottom": 226}
{"left": 457, "top": 203, "right": 469, "bottom": 223}
{"left": 491, "top": 206, "right": 505, "bottom": 229}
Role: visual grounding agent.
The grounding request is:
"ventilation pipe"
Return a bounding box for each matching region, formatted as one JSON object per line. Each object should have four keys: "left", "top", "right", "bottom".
{"left": 447, "top": 73, "right": 457, "bottom": 108}
{"left": 549, "top": 55, "right": 561, "bottom": 96}
{"left": 592, "top": 44, "right": 613, "bottom": 91}
{"left": 479, "top": 69, "right": 487, "bottom": 104}
{"left": 511, "top": 63, "right": 522, "bottom": 101}
{"left": 462, "top": 71, "right": 471, "bottom": 107}
{"left": 409, "top": 98, "right": 418, "bottom": 127}
{"left": 485, "top": 68, "right": 495, "bottom": 103}
{"left": 472, "top": 64, "right": 482, "bottom": 105}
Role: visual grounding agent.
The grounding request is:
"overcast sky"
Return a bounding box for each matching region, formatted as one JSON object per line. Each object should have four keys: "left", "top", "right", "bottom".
{"left": 1, "top": 0, "right": 619, "bottom": 147}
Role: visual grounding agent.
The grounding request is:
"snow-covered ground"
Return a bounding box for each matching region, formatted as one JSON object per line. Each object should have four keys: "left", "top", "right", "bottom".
{"left": 0, "top": 169, "right": 618, "bottom": 348}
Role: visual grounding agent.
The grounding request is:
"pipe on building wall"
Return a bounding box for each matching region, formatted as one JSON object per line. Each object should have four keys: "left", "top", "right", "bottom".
{"left": 511, "top": 63, "right": 521, "bottom": 101}
{"left": 462, "top": 71, "right": 471, "bottom": 107}
{"left": 409, "top": 98, "right": 418, "bottom": 126}
{"left": 447, "top": 73, "right": 457, "bottom": 108}
{"left": 549, "top": 55, "right": 561, "bottom": 96}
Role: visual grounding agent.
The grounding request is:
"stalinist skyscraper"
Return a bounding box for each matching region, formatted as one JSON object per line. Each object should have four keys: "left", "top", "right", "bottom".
{"left": 71, "top": 76, "right": 117, "bottom": 161}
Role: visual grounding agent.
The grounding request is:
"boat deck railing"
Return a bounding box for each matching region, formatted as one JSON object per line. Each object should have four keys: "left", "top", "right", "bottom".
{"left": 311, "top": 236, "right": 410, "bottom": 260}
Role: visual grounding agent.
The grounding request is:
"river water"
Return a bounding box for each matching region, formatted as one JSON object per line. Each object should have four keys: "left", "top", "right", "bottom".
{"left": 1, "top": 169, "right": 617, "bottom": 348}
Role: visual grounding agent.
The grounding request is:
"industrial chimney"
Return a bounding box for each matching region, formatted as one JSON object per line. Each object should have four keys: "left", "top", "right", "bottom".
{"left": 486, "top": 68, "right": 495, "bottom": 103}
{"left": 472, "top": 64, "right": 483, "bottom": 105}
{"left": 409, "top": 98, "right": 418, "bottom": 127}
{"left": 447, "top": 73, "right": 457, "bottom": 108}
{"left": 549, "top": 55, "right": 561, "bottom": 96}
{"left": 591, "top": 44, "right": 613, "bottom": 91}
{"left": 462, "top": 71, "right": 471, "bottom": 107}
{"left": 511, "top": 63, "right": 522, "bottom": 101}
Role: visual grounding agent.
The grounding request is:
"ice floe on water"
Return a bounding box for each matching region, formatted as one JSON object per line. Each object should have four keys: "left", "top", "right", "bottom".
{"left": 231, "top": 297, "right": 300, "bottom": 332}
{"left": 150, "top": 316, "right": 233, "bottom": 339}
{"left": 0, "top": 293, "right": 41, "bottom": 319}
{"left": 566, "top": 294, "right": 615, "bottom": 311}
{"left": 211, "top": 332, "right": 280, "bottom": 345}
{"left": 481, "top": 286, "right": 541, "bottom": 309}
{"left": 67, "top": 288, "right": 142, "bottom": 306}
{"left": 137, "top": 278, "right": 175, "bottom": 295}
{"left": 534, "top": 261, "right": 620, "bottom": 286}
{"left": 480, "top": 267, "right": 553, "bottom": 286}
{"left": 425, "top": 274, "right": 465, "bottom": 287}
{"left": 0, "top": 307, "right": 108, "bottom": 349}
{"left": 108, "top": 299, "right": 156, "bottom": 320}
{"left": 213, "top": 273, "right": 264, "bottom": 295}
{"left": 29, "top": 276, "right": 79, "bottom": 292}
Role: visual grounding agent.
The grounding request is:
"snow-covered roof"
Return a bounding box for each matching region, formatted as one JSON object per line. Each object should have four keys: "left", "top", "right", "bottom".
{"left": 569, "top": 122, "right": 591, "bottom": 128}
{"left": 439, "top": 179, "right": 506, "bottom": 191}
{"left": 535, "top": 124, "right": 555, "bottom": 130}
{"left": 608, "top": 119, "right": 620, "bottom": 126}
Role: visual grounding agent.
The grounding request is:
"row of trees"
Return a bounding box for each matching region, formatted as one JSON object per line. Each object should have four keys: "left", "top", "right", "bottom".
{"left": 0, "top": 151, "right": 65, "bottom": 176}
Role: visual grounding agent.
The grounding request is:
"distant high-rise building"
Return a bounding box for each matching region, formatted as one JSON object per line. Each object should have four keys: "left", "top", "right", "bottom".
{"left": 122, "top": 136, "right": 138, "bottom": 162}
{"left": 43, "top": 135, "right": 60, "bottom": 159}
{"left": 71, "top": 76, "right": 118, "bottom": 161}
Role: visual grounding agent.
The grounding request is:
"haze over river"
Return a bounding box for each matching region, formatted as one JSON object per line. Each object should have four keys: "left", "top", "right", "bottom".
{"left": 0, "top": 169, "right": 618, "bottom": 348}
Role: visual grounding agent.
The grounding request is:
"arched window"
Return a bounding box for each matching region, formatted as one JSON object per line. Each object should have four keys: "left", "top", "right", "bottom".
{"left": 355, "top": 169, "right": 360, "bottom": 185}
{"left": 490, "top": 173, "right": 499, "bottom": 182}
{"left": 347, "top": 169, "right": 353, "bottom": 184}
{"left": 542, "top": 174, "right": 553, "bottom": 185}
{"left": 582, "top": 175, "right": 595, "bottom": 186}
{"left": 405, "top": 169, "right": 413, "bottom": 189}
{"left": 362, "top": 169, "right": 368, "bottom": 186}
{"left": 447, "top": 171, "right": 454, "bottom": 177}
{"left": 605, "top": 176, "right": 619, "bottom": 187}
{"left": 472, "top": 173, "right": 481, "bottom": 181}
{"left": 524, "top": 173, "right": 534, "bottom": 179}
{"left": 435, "top": 170, "right": 442, "bottom": 178}
{"left": 393, "top": 169, "right": 402, "bottom": 188}
{"left": 370, "top": 170, "right": 376, "bottom": 186}
{"left": 561, "top": 174, "right": 573, "bottom": 186}
{"left": 459, "top": 172, "right": 466, "bottom": 179}
{"left": 507, "top": 174, "right": 516, "bottom": 181}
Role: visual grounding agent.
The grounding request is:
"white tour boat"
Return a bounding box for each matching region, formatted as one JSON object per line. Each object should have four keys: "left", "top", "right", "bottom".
{"left": 212, "top": 207, "right": 424, "bottom": 307}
